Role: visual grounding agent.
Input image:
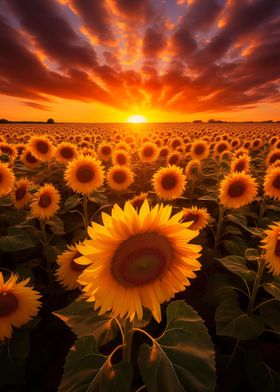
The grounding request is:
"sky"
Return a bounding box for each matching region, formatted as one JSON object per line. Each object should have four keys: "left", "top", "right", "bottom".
{"left": 0, "top": 0, "right": 279, "bottom": 122}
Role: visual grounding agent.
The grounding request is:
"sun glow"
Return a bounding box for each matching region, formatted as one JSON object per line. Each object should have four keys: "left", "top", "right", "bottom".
{"left": 126, "top": 115, "right": 147, "bottom": 124}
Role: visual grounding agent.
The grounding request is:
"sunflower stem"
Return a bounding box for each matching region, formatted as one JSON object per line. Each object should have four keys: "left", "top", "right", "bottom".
{"left": 214, "top": 205, "right": 225, "bottom": 253}
{"left": 247, "top": 258, "right": 266, "bottom": 316}
{"left": 257, "top": 195, "right": 266, "bottom": 227}
{"left": 83, "top": 194, "right": 88, "bottom": 232}
{"left": 40, "top": 219, "right": 48, "bottom": 246}
{"left": 123, "top": 318, "right": 133, "bottom": 362}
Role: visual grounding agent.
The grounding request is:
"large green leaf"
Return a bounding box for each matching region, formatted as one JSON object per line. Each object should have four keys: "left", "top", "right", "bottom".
{"left": 138, "top": 300, "right": 216, "bottom": 392}
{"left": 59, "top": 336, "right": 132, "bottom": 392}
{"left": 203, "top": 273, "right": 235, "bottom": 304}
{"left": 0, "top": 231, "right": 35, "bottom": 252}
{"left": 263, "top": 282, "right": 280, "bottom": 301}
{"left": 53, "top": 299, "right": 118, "bottom": 347}
{"left": 216, "top": 296, "right": 265, "bottom": 340}
{"left": 216, "top": 255, "right": 256, "bottom": 281}
{"left": 260, "top": 301, "right": 280, "bottom": 332}
{"left": 244, "top": 349, "right": 280, "bottom": 392}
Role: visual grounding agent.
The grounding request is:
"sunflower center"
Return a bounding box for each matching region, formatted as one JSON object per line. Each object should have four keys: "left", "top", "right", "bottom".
{"left": 218, "top": 144, "right": 227, "bottom": 153}
{"left": 39, "top": 193, "right": 52, "bottom": 208}
{"left": 190, "top": 166, "right": 199, "bottom": 175}
{"left": 227, "top": 180, "right": 245, "bottom": 198}
{"left": 194, "top": 145, "right": 204, "bottom": 155}
{"left": 270, "top": 153, "right": 280, "bottom": 165}
{"left": 274, "top": 238, "right": 280, "bottom": 257}
{"left": 61, "top": 147, "right": 74, "bottom": 159}
{"left": 117, "top": 154, "right": 126, "bottom": 165}
{"left": 113, "top": 170, "right": 126, "bottom": 184}
{"left": 36, "top": 141, "right": 49, "bottom": 154}
{"left": 143, "top": 147, "right": 153, "bottom": 157}
{"left": 15, "top": 187, "right": 26, "bottom": 201}
{"left": 183, "top": 213, "right": 199, "bottom": 224}
{"left": 235, "top": 161, "right": 245, "bottom": 172}
{"left": 111, "top": 232, "right": 173, "bottom": 287}
{"left": 101, "top": 146, "right": 111, "bottom": 155}
{"left": 272, "top": 175, "right": 280, "bottom": 190}
{"left": 77, "top": 165, "right": 95, "bottom": 183}
{"left": 168, "top": 155, "right": 179, "bottom": 165}
{"left": 1, "top": 146, "right": 12, "bottom": 155}
{"left": 0, "top": 292, "right": 19, "bottom": 317}
{"left": 161, "top": 174, "right": 177, "bottom": 190}
{"left": 26, "top": 152, "right": 38, "bottom": 163}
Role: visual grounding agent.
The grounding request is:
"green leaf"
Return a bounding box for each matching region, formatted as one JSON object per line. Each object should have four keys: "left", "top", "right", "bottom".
{"left": 223, "top": 239, "right": 244, "bottom": 256}
{"left": 0, "top": 231, "right": 35, "bottom": 252}
{"left": 215, "top": 296, "right": 265, "bottom": 340}
{"left": 216, "top": 255, "right": 256, "bottom": 281}
{"left": 245, "top": 248, "right": 260, "bottom": 261}
{"left": 59, "top": 336, "right": 132, "bottom": 392}
{"left": 263, "top": 282, "right": 280, "bottom": 301}
{"left": 138, "top": 300, "right": 216, "bottom": 392}
{"left": 53, "top": 299, "right": 118, "bottom": 346}
{"left": 260, "top": 301, "right": 280, "bottom": 332}
{"left": 244, "top": 349, "right": 280, "bottom": 392}
{"left": 227, "top": 214, "right": 264, "bottom": 236}
{"left": 48, "top": 215, "right": 65, "bottom": 235}
{"left": 63, "top": 194, "right": 81, "bottom": 212}
{"left": 198, "top": 194, "right": 218, "bottom": 202}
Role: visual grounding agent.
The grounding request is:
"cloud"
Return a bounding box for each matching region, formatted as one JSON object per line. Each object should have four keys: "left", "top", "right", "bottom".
{"left": 0, "top": 0, "right": 280, "bottom": 117}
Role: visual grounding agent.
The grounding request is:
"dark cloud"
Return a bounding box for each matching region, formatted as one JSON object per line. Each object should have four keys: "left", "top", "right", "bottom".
{"left": 184, "top": 0, "right": 223, "bottom": 31}
{"left": 6, "top": 0, "right": 97, "bottom": 69}
{"left": 69, "top": 0, "right": 115, "bottom": 44}
{"left": 21, "top": 101, "right": 52, "bottom": 111}
{"left": 142, "top": 27, "right": 166, "bottom": 57}
{"left": 114, "top": 0, "right": 154, "bottom": 22}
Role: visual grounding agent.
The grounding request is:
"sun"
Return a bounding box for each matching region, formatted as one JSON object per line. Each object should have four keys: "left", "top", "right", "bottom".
{"left": 126, "top": 115, "right": 147, "bottom": 124}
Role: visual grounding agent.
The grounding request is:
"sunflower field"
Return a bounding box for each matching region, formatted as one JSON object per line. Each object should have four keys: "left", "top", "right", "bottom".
{"left": 0, "top": 123, "right": 280, "bottom": 392}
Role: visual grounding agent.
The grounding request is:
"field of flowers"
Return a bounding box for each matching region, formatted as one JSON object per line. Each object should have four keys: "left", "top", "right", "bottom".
{"left": 0, "top": 122, "right": 280, "bottom": 392}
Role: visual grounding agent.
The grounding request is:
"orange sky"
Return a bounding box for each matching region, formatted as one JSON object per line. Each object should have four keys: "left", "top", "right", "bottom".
{"left": 0, "top": 0, "right": 279, "bottom": 122}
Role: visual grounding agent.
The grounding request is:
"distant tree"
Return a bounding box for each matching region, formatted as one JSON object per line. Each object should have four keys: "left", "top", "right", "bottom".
{"left": 0, "top": 118, "right": 9, "bottom": 123}
{"left": 193, "top": 120, "right": 203, "bottom": 123}
{"left": 47, "top": 118, "right": 55, "bottom": 124}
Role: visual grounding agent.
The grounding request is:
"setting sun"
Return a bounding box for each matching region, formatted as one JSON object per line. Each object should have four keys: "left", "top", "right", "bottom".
{"left": 126, "top": 115, "right": 147, "bottom": 124}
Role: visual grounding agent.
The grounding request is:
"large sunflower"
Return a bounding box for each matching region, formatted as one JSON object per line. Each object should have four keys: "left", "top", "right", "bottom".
{"left": 190, "top": 140, "right": 210, "bottom": 161}
{"left": 0, "top": 163, "right": 15, "bottom": 197}
{"left": 28, "top": 136, "right": 54, "bottom": 162}
{"left": 219, "top": 172, "right": 258, "bottom": 209}
{"left": 139, "top": 142, "right": 159, "bottom": 163}
{"left": 230, "top": 155, "right": 251, "bottom": 173}
{"left": 21, "top": 149, "right": 42, "bottom": 169}
{"left": 262, "top": 222, "right": 280, "bottom": 276}
{"left": 106, "top": 165, "right": 134, "bottom": 191}
{"left": 56, "top": 244, "right": 92, "bottom": 290}
{"left": 0, "top": 272, "right": 41, "bottom": 341}
{"left": 64, "top": 155, "right": 104, "bottom": 194}
{"left": 76, "top": 201, "right": 201, "bottom": 322}
{"left": 182, "top": 206, "right": 211, "bottom": 230}
{"left": 153, "top": 165, "right": 186, "bottom": 200}
{"left": 11, "top": 177, "right": 32, "bottom": 209}
{"left": 264, "top": 166, "right": 280, "bottom": 200}
{"left": 55, "top": 142, "right": 78, "bottom": 164}
{"left": 31, "top": 184, "right": 61, "bottom": 219}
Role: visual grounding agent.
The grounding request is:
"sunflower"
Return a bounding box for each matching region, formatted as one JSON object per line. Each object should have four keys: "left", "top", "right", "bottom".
{"left": 0, "top": 143, "right": 18, "bottom": 160}
{"left": 64, "top": 155, "right": 104, "bottom": 195}
{"left": 98, "top": 143, "right": 113, "bottom": 162}
{"left": 28, "top": 136, "right": 54, "bottom": 162}
{"left": 55, "top": 142, "right": 78, "bottom": 164}
{"left": 152, "top": 165, "right": 186, "bottom": 200}
{"left": 182, "top": 206, "right": 211, "bottom": 230}
{"left": 128, "top": 192, "right": 149, "bottom": 209}
{"left": 0, "top": 163, "right": 15, "bottom": 197}
{"left": 190, "top": 140, "right": 210, "bottom": 161}
{"left": 56, "top": 244, "right": 92, "bottom": 290}
{"left": 167, "top": 152, "right": 181, "bottom": 166}
{"left": 262, "top": 222, "right": 280, "bottom": 276}
{"left": 106, "top": 165, "right": 134, "bottom": 191}
{"left": 214, "top": 140, "right": 231, "bottom": 156}
{"left": 76, "top": 201, "right": 201, "bottom": 322}
{"left": 139, "top": 142, "right": 159, "bottom": 163}
{"left": 31, "top": 184, "right": 60, "bottom": 219}
{"left": 185, "top": 159, "right": 201, "bottom": 179}
{"left": 230, "top": 155, "right": 250, "bottom": 173}
{"left": 21, "top": 149, "right": 42, "bottom": 169}
{"left": 112, "top": 149, "right": 130, "bottom": 166}
{"left": 219, "top": 172, "right": 258, "bottom": 209}
{"left": 264, "top": 167, "right": 280, "bottom": 200}
{"left": 0, "top": 272, "right": 41, "bottom": 341}
{"left": 11, "top": 178, "right": 32, "bottom": 209}
{"left": 266, "top": 149, "right": 280, "bottom": 167}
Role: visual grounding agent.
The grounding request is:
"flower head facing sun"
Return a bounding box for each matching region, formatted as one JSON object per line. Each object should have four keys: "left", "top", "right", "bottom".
{"left": 31, "top": 183, "right": 61, "bottom": 220}
{"left": 0, "top": 272, "right": 41, "bottom": 341}
{"left": 219, "top": 171, "right": 258, "bottom": 209}
{"left": 264, "top": 166, "right": 280, "bottom": 200}
{"left": 182, "top": 206, "right": 211, "bottom": 231}
{"left": 152, "top": 165, "right": 186, "bottom": 200}
{"left": 262, "top": 222, "right": 280, "bottom": 276}
{"left": 76, "top": 201, "right": 201, "bottom": 322}
{"left": 0, "top": 163, "right": 15, "bottom": 197}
